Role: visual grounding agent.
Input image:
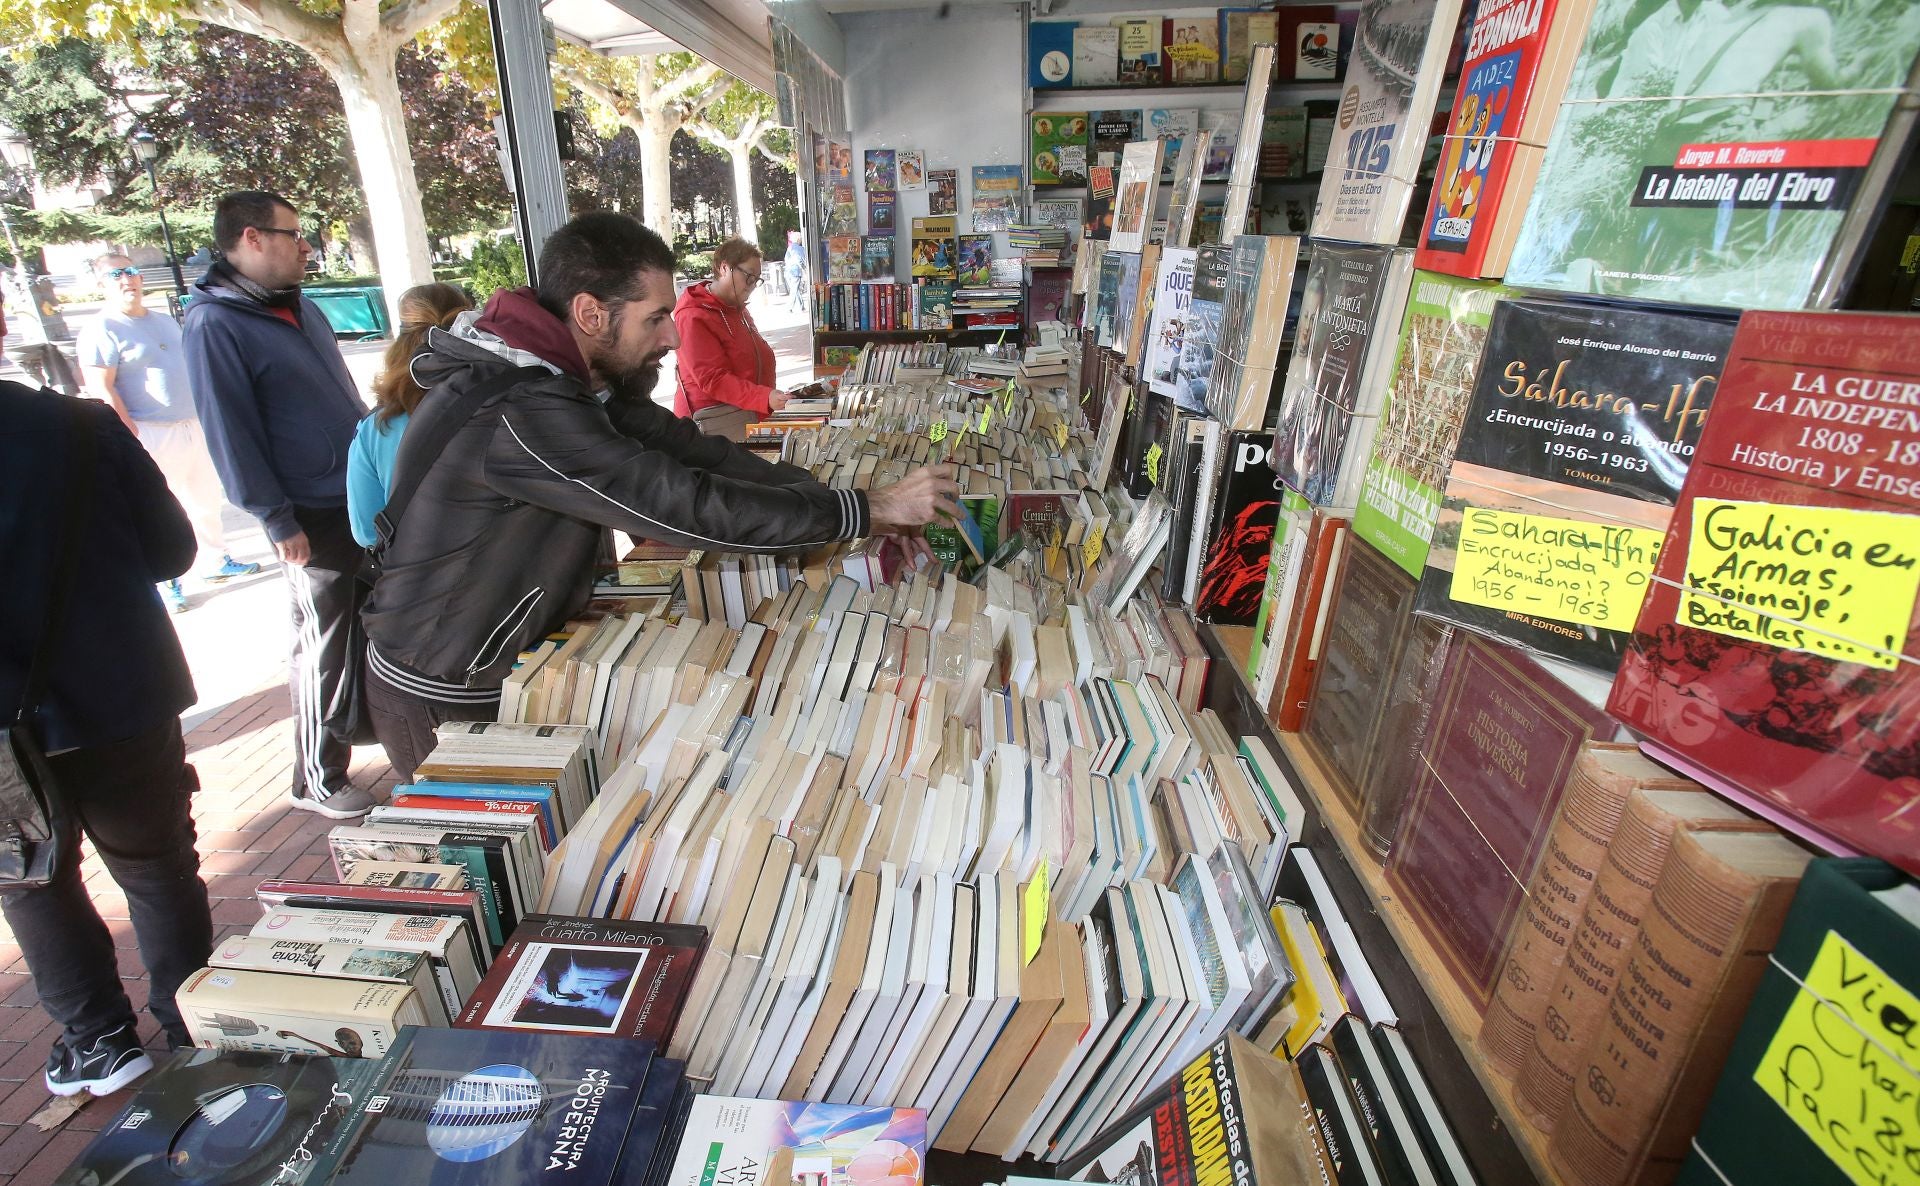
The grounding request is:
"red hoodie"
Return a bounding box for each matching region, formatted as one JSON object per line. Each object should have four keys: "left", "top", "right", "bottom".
{"left": 672, "top": 281, "right": 777, "bottom": 419}
{"left": 473, "top": 286, "right": 592, "bottom": 380}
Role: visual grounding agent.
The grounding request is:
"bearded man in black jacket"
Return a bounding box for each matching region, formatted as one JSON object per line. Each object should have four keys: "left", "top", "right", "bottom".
{"left": 359, "top": 213, "right": 959, "bottom": 779}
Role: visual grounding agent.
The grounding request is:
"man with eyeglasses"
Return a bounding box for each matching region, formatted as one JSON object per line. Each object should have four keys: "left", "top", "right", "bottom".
{"left": 671, "top": 237, "right": 821, "bottom": 441}
{"left": 183, "top": 191, "right": 374, "bottom": 818}
{"left": 79, "top": 254, "right": 260, "bottom": 613}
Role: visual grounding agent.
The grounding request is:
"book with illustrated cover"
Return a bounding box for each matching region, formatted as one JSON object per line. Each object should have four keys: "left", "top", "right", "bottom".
{"left": 828, "top": 236, "right": 862, "bottom": 284}
{"left": 1144, "top": 247, "right": 1198, "bottom": 400}
{"left": 1074, "top": 26, "right": 1120, "bottom": 87}
{"left": 898, "top": 150, "right": 924, "bottom": 189}
{"left": 1278, "top": 5, "right": 1345, "bottom": 80}
{"left": 210, "top": 935, "right": 451, "bottom": 1027}
{"left": 456, "top": 916, "right": 707, "bottom": 1046}
{"left": 1114, "top": 18, "right": 1161, "bottom": 84}
{"left": 1506, "top": 0, "right": 1920, "bottom": 309}
{"left": 1031, "top": 21, "right": 1077, "bottom": 87}
{"left": 1194, "top": 432, "right": 1286, "bottom": 627}
{"left": 1031, "top": 113, "right": 1091, "bottom": 187}
{"left": 1260, "top": 109, "right": 1309, "bottom": 180}
{"left": 1414, "top": 0, "right": 1599, "bottom": 278}
{"left": 1311, "top": 0, "right": 1467, "bottom": 244}
{"left": 1271, "top": 243, "right": 1414, "bottom": 509}
{"left": 826, "top": 139, "right": 852, "bottom": 185}
{"left": 868, "top": 192, "right": 896, "bottom": 234}
{"left": 1057, "top": 1035, "right": 1332, "bottom": 1186}
{"left": 826, "top": 185, "right": 858, "bottom": 236}
{"left": 1090, "top": 110, "right": 1141, "bottom": 168}
{"left": 657, "top": 1099, "right": 927, "bottom": 1186}
{"left": 970, "top": 165, "right": 1023, "bottom": 233}
{"left": 1351, "top": 272, "right": 1510, "bottom": 579}
{"left": 1414, "top": 297, "right": 1735, "bottom": 674}
{"left": 1163, "top": 16, "right": 1222, "bottom": 84}
{"left": 1109, "top": 139, "right": 1164, "bottom": 255}
{"left": 864, "top": 148, "right": 896, "bottom": 192}
{"left": 1608, "top": 311, "right": 1920, "bottom": 876}
{"left": 1220, "top": 9, "right": 1281, "bottom": 84}
{"left": 917, "top": 281, "right": 954, "bottom": 328}
{"left": 861, "top": 236, "right": 895, "bottom": 282}
{"left": 177, "top": 966, "right": 430, "bottom": 1059}
{"left": 1146, "top": 108, "right": 1199, "bottom": 179}
{"left": 1384, "top": 633, "right": 1617, "bottom": 1010}
{"left": 1199, "top": 110, "right": 1238, "bottom": 184}
{"left": 927, "top": 169, "right": 957, "bottom": 216}
{"left": 1168, "top": 245, "right": 1228, "bottom": 417}
{"left": 318, "top": 1027, "right": 653, "bottom": 1186}
{"left": 910, "top": 217, "right": 957, "bottom": 279}
{"left": 54, "top": 1051, "right": 385, "bottom": 1186}
{"left": 957, "top": 235, "right": 994, "bottom": 286}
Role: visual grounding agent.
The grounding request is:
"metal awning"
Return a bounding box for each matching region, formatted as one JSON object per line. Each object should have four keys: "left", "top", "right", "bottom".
{"left": 542, "top": 0, "right": 776, "bottom": 92}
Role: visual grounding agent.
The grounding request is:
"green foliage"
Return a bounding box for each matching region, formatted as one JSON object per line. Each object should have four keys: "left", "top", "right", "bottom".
{"left": 9, "top": 203, "right": 215, "bottom": 254}
{"left": 676, "top": 249, "right": 713, "bottom": 281}
{"left": 466, "top": 236, "right": 526, "bottom": 300}
{"left": 758, "top": 202, "right": 798, "bottom": 260}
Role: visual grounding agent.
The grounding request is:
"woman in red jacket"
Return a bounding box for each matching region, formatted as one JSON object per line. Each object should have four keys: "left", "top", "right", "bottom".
{"left": 673, "top": 238, "right": 810, "bottom": 438}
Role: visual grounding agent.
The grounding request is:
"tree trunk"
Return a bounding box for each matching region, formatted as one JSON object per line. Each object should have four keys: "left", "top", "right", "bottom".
{"left": 639, "top": 118, "right": 677, "bottom": 242}
{"left": 327, "top": 41, "right": 433, "bottom": 327}
{"left": 346, "top": 214, "right": 377, "bottom": 273}
{"left": 729, "top": 143, "right": 757, "bottom": 244}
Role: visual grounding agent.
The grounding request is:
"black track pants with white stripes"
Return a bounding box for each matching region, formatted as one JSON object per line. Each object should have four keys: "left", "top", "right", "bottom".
{"left": 286, "top": 505, "right": 365, "bottom": 800}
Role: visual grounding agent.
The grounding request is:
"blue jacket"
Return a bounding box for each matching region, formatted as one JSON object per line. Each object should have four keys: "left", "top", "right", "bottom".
{"left": 182, "top": 278, "right": 365, "bottom": 543}
{"left": 0, "top": 383, "right": 197, "bottom": 751}
{"left": 347, "top": 410, "right": 407, "bottom": 548}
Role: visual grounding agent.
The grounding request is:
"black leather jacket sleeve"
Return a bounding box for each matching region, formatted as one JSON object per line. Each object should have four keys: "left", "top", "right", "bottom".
{"left": 603, "top": 388, "right": 816, "bottom": 487}
{"left": 482, "top": 389, "right": 868, "bottom": 553}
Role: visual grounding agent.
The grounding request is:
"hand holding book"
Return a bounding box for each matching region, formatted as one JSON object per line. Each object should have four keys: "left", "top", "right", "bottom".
{"left": 868, "top": 463, "right": 962, "bottom": 532}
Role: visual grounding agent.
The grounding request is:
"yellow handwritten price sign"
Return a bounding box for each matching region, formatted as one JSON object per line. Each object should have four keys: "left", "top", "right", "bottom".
{"left": 1449, "top": 507, "right": 1664, "bottom": 631}
{"left": 1754, "top": 932, "right": 1920, "bottom": 1186}
{"left": 1679, "top": 499, "right": 1920, "bottom": 673}
{"left": 1164, "top": 41, "right": 1221, "bottom": 62}
{"left": 1022, "top": 857, "right": 1050, "bottom": 965}
{"left": 1003, "top": 378, "right": 1017, "bottom": 417}
{"left": 1145, "top": 443, "right": 1163, "bottom": 487}
{"left": 1081, "top": 388, "right": 1092, "bottom": 405}
{"left": 978, "top": 406, "right": 993, "bottom": 435}
{"left": 928, "top": 420, "right": 948, "bottom": 444}
{"left": 1082, "top": 521, "right": 1107, "bottom": 570}
{"left": 1054, "top": 421, "right": 1070, "bottom": 450}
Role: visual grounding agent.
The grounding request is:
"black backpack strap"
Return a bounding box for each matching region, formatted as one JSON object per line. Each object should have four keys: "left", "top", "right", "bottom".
{"left": 372, "top": 364, "right": 549, "bottom": 556}
{"left": 15, "top": 401, "right": 98, "bottom": 727}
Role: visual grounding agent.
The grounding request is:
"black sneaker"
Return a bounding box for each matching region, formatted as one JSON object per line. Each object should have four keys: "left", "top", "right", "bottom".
{"left": 44, "top": 1025, "right": 156, "bottom": 1097}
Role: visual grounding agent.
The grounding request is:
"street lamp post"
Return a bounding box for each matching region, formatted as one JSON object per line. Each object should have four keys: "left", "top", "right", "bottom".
{"left": 131, "top": 130, "right": 187, "bottom": 316}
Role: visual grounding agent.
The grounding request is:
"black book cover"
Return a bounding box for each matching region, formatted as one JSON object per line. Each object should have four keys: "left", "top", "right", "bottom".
{"left": 1413, "top": 297, "right": 1734, "bottom": 672}
{"left": 1160, "top": 413, "right": 1212, "bottom": 603}
{"left": 55, "top": 1051, "right": 382, "bottom": 1186}
{"left": 1195, "top": 432, "right": 1286, "bottom": 626}
{"left": 1371, "top": 1024, "right": 1475, "bottom": 1186}
{"left": 319, "top": 1027, "right": 654, "bottom": 1186}
{"left": 1329, "top": 1015, "right": 1431, "bottom": 1186}
{"left": 1297, "top": 1043, "right": 1388, "bottom": 1186}
{"left": 1272, "top": 244, "right": 1399, "bottom": 507}
{"left": 638, "top": 1078, "right": 695, "bottom": 1186}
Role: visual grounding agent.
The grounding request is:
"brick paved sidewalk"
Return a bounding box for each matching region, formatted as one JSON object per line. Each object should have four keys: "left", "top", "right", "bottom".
{"left": 0, "top": 689, "right": 400, "bottom": 1186}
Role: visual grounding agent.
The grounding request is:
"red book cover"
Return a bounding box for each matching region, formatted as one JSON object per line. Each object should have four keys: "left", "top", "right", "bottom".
{"left": 1414, "top": 0, "right": 1592, "bottom": 277}
{"left": 1386, "top": 633, "right": 1615, "bottom": 1009}
{"left": 1274, "top": 518, "right": 1350, "bottom": 731}
{"left": 456, "top": 914, "right": 708, "bottom": 1046}
{"left": 1609, "top": 311, "right": 1920, "bottom": 876}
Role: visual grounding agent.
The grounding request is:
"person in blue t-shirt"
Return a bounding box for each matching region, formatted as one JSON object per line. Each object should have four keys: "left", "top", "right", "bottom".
{"left": 347, "top": 283, "right": 475, "bottom": 548}
{"left": 78, "top": 255, "right": 260, "bottom": 613}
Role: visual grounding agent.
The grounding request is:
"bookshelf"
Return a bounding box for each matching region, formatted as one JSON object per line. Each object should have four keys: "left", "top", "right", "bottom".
{"left": 1202, "top": 620, "right": 1561, "bottom": 1186}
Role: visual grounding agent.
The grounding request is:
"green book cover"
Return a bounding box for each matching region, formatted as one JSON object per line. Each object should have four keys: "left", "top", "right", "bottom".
{"left": 1678, "top": 858, "right": 1920, "bottom": 1186}
{"left": 1507, "top": 0, "right": 1920, "bottom": 309}
{"left": 1351, "top": 271, "right": 1510, "bottom": 579}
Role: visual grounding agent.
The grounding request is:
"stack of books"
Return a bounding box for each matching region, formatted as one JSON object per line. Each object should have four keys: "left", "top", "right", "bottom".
{"left": 1007, "top": 222, "right": 1068, "bottom": 266}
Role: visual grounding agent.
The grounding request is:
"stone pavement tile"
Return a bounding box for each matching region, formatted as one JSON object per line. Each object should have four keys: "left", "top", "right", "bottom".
{"left": 0, "top": 1121, "right": 62, "bottom": 1179}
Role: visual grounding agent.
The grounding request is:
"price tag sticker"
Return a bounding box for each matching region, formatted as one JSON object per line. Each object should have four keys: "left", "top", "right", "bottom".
{"left": 1145, "top": 443, "right": 1163, "bottom": 487}
{"left": 1022, "top": 857, "right": 1050, "bottom": 965}
{"left": 1082, "top": 521, "right": 1106, "bottom": 570}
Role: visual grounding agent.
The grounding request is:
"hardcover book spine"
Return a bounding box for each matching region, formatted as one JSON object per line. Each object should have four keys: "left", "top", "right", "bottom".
{"left": 1512, "top": 792, "right": 1766, "bottom": 1129}
{"left": 1477, "top": 747, "right": 1676, "bottom": 1077}
{"left": 1547, "top": 832, "right": 1807, "bottom": 1186}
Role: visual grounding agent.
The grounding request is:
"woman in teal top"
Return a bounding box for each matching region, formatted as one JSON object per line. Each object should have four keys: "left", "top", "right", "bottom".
{"left": 347, "top": 283, "right": 473, "bottom": 547}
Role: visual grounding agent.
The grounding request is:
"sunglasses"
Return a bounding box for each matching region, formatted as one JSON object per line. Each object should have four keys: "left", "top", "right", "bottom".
{"left": 103, "top": 267, "right": 140, "bottom": 280}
